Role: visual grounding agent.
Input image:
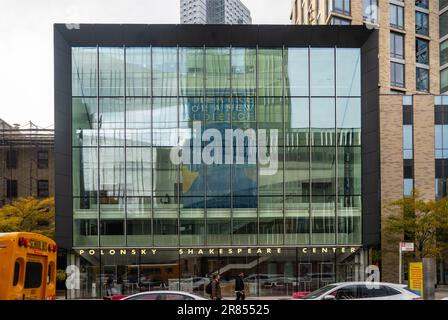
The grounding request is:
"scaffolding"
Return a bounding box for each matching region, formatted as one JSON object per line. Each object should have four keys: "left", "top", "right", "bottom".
{"left": 0, "top": 120, "right": 54, "bottom": 147}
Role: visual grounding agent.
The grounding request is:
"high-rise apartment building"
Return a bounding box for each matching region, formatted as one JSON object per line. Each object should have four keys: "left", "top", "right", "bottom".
{"left": 292, "top": 1, "right": 448, "bottom": 284}
{"left": 180, "top": 0, "right": 252, "bottom": 24}
{"left": 441, "top": 0, "right": 448, "bottom": 93}
{"left": 292, "top": 0, "right": 442, "bottom": 95}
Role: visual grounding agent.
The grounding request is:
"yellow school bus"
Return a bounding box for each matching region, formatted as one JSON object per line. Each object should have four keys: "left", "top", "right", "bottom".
{"left": 0, "top": 232, "right": 57, "bottom": 300}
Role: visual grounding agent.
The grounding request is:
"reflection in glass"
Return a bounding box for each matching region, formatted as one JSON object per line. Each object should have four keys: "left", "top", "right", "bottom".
{"left": 207, "top": 218, "right": 231, "bottom": 245}
{"left": 126, "top": 148, "right": 152, "bottom": 196}
{"left": 99, "top": 47, "right": 124, "bottom": 96}
{"left": 206, "top": 48, "right": 230, "bottom": 96}
{"left": 100, "top": 219, "right": 125, "bottom": 246}
{"left": 311, "top": 196, "right": 335, "bottom": 244}
{"left": 72, "top": 47, "right": 97, "bottom": 97}
{"left": 180, "top": 218, "right": 205, "bottom": 246}
{"left": 99, "top": 98, "right": 125, "bottom": 146}
{"left": 127, "top": 219, "right": 151, "bottom": 246}
{"left": 311, "top": 98, "right": 335, "bottom": 146}
{"left": 153, "top": 47, "right": 178, "bottom": 97}
{"left": 153, "top": 147, "right": 178, "bottom": 198}
{"left": 338, "top": 196, "right": 361, "bottom": 244}
{"left": 338, "top": 147, "right": 361, "bottom": 197}
{"left": 258, "top": 49, "right": 283, "bottom": 96}
{"left": 72, "top": 98, "right": 98, "bottom": 147}
{"left": 73, "top": 196, "right": 99, "bottom": 247}
{"left": 73, "top": 148, "right": 98, "bottom": 197}
{"left": 336, "top": 49, "right": 361, "bottom": 97}
{"left": 259, "top": 215, "right": 284, "bottom": 245}
{"left": 231, "top": 48, "right": 256, "bottom": 96}
{"left": 285, "top": 213, "right": 309, "bottom": 245}
{"left": 310, "top": 48, "right": 335, "bottom": 96}
{"left": 180, "top": 47, "right": 204, "bottom": 96}
{"left": 311, "top": 147, "right": 336, "bottom": 197}
{"left": 154, "top": 216, "right": 178, "bottom": 247}
{"left": 126, "top": 98, "right": 151, "bottom": 146}
{"left": 99, "top": 148, "right": 125, "bottom": 198}
{"left": 232, "top": 218, "right": 257, "bottom": 245}
{"left": 285, "top": 48, "right": 309, "bottom": 96}
{"left": 126, "top": 47, "right": 151, "bottom": 96}
{"left": 337, "top": 98, "right": 361, "bottom": 146}
{"left": 71, "top": 45, "right": 363, "bottom": 248}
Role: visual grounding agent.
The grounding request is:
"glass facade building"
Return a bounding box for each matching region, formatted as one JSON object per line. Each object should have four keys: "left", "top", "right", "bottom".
{"left": 56, "top": 25, "right": 379, "bottom": 298}
{"left": 72, "top": 46, "right": 362, "bottom": 249}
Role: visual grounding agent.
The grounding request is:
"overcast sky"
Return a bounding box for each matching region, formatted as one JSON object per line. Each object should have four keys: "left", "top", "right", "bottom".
{"left": 0, "top": 0, "right": 291, "bottom": 128}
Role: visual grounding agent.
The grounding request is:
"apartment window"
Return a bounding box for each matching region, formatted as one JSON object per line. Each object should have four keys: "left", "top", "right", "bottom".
{"left": 331, "top": 0, "right": 350, "bottom": 15}
{"left": 6, "top": 180, "right": 18, "bottom": 198}
{"left": 363, "top": 0, "right": 378, "bottom": 23}
{"left": 404, "top": 179, "right": 414, "bottom": 197}
{"left": 441, "top": 0, "right": 448, "bottom": 10}
{"left": 441, "top": 10, "right": 448, "bottom": 39}
{"left": 6, "top": 150, "right": 17, "bottom": 169}
{"left": 442, "top": 68, "right": 448, "bottom": 93}
{"left": 415, "top": 0, "right": 428, "bottom": 10}
{"left": 416, "top": 67, "right": 429, "bottom": 92}
{"left": 37, "top": 151, "right": 49, "bottom": 169}
{"left": 403, "top": 125, "right": 413, "bottom": 159}
{"left": 391, "top": 62, "right": 405, "bottom": 87}
{"left": 390, "top": 32, "right": 404, "bottom": 59}
{"left": 403, "top": 96, "right": 414, "bottom": 197}
{"left": 37, "top": 180, "right": 49, "bottom": 198}
{"left": 435, "top": 97, "right": 448, "bottom": 199}
{"left": 331, "top": 17, "right": 351, "bottom": 25}
{"left": 390, "top": 4, "right": 404, "bottom": 30}
{"left": 416, "top": 39, "right": 429, "bottom": 65}
{"left": 441, "top": 40, "right": 448, "bottom": 67}
{"left": 415, "top": 12, "right": 429, "bottom": 36}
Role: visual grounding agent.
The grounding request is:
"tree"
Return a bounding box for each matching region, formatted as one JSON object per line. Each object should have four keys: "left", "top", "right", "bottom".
{"left": 0, "top": 196, "right": 55, "bottom": 238}
{"left": 383, "top": 191, "right": 448, "bottom": 259}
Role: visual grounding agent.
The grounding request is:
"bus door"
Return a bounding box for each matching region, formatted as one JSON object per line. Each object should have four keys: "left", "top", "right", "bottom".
{"left": 23, "top": 255, "right": 47, "bottom": 300}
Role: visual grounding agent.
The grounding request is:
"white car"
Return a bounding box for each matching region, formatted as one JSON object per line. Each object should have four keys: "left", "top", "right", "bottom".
{"left": 297, "top": 282, "right": 422, "bottom": 300}
{"left": 121, "top": 290, "right": 208, "bottom": 300}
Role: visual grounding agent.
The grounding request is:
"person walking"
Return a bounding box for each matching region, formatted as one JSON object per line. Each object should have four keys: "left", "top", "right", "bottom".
{"left": 106, "top": 275, "right": 114, "bottom": 296}
{"left": 235, "top": 272, "right": 246, "bottom": 300}
{"left": 210, "top": 274, "right": 222, "bottom": 300}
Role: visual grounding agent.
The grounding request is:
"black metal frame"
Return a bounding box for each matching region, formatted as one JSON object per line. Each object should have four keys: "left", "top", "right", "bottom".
{"left": 54, "top": 24, "right": 380, "bottom": 250}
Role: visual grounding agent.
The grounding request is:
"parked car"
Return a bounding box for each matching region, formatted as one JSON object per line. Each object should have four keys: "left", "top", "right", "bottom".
{"left": 295, "top": 282, "right": 422, "bottom": 300}
{"left": 121, "top": 290, "right": 207, "bottom": 300}
{"left": 292, "top": 291, "right": 311, "bottom": 299}
{"left": 104, "top": 294, "right": 129, "bottom": 300}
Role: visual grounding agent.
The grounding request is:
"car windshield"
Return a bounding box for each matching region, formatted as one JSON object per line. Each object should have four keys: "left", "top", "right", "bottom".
{"left": 302, "top": 285, "right": 338, "bottom": 299}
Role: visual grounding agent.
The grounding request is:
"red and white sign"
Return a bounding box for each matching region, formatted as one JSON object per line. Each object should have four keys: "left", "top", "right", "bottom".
{"left": 400, "top": 242, "right": 414, "bottom": 252}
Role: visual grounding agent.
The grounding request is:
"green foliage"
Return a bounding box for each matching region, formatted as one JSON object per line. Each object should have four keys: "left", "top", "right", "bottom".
{"left": 0, "top": 196, "right": 55, "bottom": 238}
{"left": 383, "top": 191, "right": 448, "bottom": 259}
{"left": 56, "top": 269, "right": 67, "bottom": 281}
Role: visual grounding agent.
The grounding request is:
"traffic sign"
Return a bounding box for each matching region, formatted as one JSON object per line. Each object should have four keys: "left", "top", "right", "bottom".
{"left": 400, "top": 242, "right": 414, "bottom": 252}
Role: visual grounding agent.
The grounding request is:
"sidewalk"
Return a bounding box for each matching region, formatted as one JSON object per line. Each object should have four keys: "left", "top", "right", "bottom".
{"left": 435, "top": 288, "right": 448, "bottom": 300}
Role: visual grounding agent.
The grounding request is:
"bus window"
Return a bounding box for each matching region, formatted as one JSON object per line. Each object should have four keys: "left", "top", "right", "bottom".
{"left": 13, "top": 260, "right": 21, "bottom": 286}
{"left": 24, "top": 262, "right": 42, "bottom": 289}
{"left": 47, "top": 262, "right": 54, "bottom": 284}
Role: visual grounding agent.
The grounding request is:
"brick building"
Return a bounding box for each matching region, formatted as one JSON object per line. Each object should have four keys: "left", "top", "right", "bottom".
{"left": 291, "top": 0, "right": 448, "bottom": 284}
{"left": 0, "top": 119, "right": 54, "bottom": 206}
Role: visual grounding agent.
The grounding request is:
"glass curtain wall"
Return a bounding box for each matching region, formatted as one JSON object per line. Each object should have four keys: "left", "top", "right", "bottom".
{"left": 72, "top": 46, "right": 362, "bottom": 247}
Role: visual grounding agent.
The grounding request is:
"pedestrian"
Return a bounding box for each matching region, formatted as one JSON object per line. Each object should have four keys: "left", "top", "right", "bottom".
{"left": 210, "top": 274, "right": 222, "bottom": 300}
{"left": 106, "top": 275, "right": 114, "bottom": 296}
{"left": 235, "top": 272, "right": 246, "bottom": 300}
